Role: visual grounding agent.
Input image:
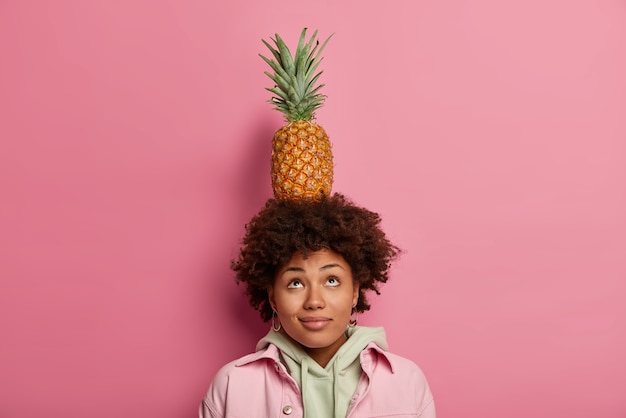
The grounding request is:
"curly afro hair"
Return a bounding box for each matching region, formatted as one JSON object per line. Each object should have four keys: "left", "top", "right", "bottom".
{"left": 231, "top": 193, "right": 400, "bottom": 322}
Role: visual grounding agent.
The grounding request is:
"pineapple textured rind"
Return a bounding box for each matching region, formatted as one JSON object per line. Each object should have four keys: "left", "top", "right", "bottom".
{"left": 271, "top": 121, "right": 333, "bottom": 201}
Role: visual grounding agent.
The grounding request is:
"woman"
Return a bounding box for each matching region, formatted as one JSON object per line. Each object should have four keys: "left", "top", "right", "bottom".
{"left": 199, "top": 194, "right": 435, "bottom": 417}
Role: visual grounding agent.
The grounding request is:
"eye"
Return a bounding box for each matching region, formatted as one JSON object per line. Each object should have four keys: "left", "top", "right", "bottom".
{"left": 326, "top": 276, "right": 340, "bottom": 287}
{"left": 287, "top": 279, "right": 303, "bottom": 289}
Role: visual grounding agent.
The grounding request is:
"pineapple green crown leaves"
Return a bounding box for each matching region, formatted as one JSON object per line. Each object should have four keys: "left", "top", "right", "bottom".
{"left": 260, "top": 28, "right": 333, "bottom": 123}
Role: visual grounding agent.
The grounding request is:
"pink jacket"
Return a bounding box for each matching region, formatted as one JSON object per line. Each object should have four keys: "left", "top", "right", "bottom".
{"left": 199, "top": 342, "right": 436, "bottom": 418}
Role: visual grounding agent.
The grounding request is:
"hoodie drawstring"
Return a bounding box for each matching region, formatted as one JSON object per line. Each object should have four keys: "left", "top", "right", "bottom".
{"left": 301, "top": 357, "right": 309, "bottom": 418}
{"left": 333, "top": 357, "right": 341, "bottom": 417}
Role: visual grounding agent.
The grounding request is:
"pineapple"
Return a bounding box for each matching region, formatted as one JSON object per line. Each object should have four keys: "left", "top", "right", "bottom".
{"left": 260, "top": 28, "right": 334, "bottom": 201}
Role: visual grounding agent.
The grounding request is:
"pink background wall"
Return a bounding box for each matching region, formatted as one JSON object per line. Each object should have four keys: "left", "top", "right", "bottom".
{"left": 1, "top": 1, "right": 625, "bottom": 417}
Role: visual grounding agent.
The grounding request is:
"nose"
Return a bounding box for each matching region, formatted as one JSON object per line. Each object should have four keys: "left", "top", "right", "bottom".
{"left": 304, "top": 287, "right": 325, "bottom": 310}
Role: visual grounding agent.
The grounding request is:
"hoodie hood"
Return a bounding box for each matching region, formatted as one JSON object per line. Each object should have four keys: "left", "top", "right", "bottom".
{"left": 257, "top": 326, "right": 388, "bottom": 418}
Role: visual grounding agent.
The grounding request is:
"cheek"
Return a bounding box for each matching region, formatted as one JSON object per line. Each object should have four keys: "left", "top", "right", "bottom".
{"left": 335, "top": 291, "right": 357, "bottom": 312}
{"left": 273, "top": 290, "right": 299, "bottom": 313}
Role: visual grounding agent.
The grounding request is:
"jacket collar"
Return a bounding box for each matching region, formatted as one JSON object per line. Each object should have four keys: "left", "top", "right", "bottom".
{"left": 234, "top": 343, "right": 282, "bottom": 367}
{"left": 360, "top": 342, "right": 396, "bottom": 373}
{"left": 234, "top": 341, "right": 396, "bottom": 373}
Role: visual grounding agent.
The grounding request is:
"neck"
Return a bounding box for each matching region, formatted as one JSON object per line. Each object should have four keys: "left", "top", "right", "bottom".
{"left": 301, "top": 333, "right": 348, "bottom": 368}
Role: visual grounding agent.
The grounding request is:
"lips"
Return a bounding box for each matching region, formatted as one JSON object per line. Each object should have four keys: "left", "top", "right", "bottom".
{"left": 299, "top": 317, "right": 331, "bottom": 331}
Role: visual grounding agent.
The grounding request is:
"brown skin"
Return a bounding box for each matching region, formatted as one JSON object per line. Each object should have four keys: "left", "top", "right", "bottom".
{"left": 268, "top": 249, "right": 359, "bottom": 367}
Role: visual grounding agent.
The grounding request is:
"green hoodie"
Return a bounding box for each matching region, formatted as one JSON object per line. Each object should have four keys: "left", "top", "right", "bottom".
{"left": 256, "top": 326, "right": 388, "bottom": 418}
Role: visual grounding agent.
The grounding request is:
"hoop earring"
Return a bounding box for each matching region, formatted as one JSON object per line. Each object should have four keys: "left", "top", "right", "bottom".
{"left": 271, "top": 310, "right": 281, "bottom": 332}
{"left": 349, "top": 307, "right": 358, "bottom": 328}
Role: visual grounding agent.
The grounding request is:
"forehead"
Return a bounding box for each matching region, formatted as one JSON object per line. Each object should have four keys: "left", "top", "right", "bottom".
{"left": 286, "top": 248, "right": 346, "bottom": 264}
{"left": 277, "top": 249, "right": 352, "bottom": 276}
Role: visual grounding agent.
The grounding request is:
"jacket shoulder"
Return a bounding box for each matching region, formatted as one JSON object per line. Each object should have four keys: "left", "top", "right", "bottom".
{"left": 379, "top": 350, "right": 431, "bottom": 391}
{"left": 200, "top": 347, "right": 284, "bottom": 418}
{"left": 206, "top": 348, "right": 276, "bottom": 396}
{"left": 200, "top": 356, "right": 247, "bottom": 417}
{"left": 360, "top": 347, "right": 435, "bottom": 417}
{"left": 363, "top": 343, "right": 428, "bottom": 378}
{"left": 385, "top": 351, "right": 427, "bottom": 375}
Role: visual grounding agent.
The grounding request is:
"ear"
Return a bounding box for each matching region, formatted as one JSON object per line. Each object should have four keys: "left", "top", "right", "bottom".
{"left": 267, "top": 287, "right": 276, "bottom": 311}
{"left": 352, "top": 284, "right": 360, "bottom": 308}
